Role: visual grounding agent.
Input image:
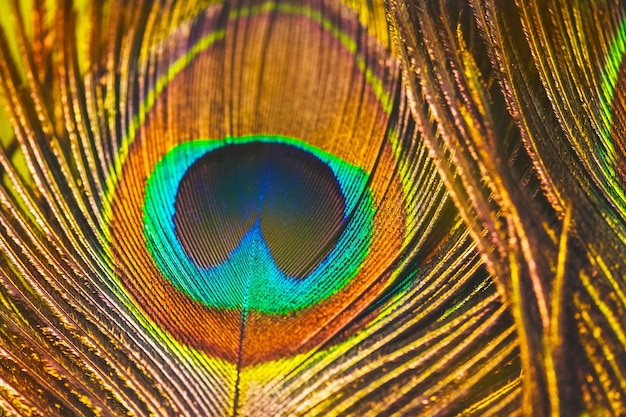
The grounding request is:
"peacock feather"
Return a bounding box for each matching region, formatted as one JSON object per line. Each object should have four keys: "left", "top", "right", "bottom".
{"left": 0, "top": 0, "right": 623, "bottom": 416}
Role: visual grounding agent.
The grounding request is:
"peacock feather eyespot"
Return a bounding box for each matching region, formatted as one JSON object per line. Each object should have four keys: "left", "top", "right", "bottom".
{"left": 145, "top": 138, "right": 373, "bottom": 311}
{"left": 107, "top": 1, "right": 409, "bottom": 366}
{"left": 138, "top": 136, "right": 378, "bottom": 362}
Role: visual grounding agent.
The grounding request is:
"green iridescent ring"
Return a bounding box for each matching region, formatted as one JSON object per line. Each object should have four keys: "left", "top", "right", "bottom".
{"left": 143, "top": 136, "right": 374, "bottom": 314}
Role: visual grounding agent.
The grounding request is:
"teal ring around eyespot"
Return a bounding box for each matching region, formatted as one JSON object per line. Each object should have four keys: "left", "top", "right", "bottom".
{"left": 142, "top": 136, "right": 374, "bottom": 315}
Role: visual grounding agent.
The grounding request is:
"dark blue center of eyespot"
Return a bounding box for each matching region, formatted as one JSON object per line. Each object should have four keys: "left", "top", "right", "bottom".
{"left": 173, "top": 142, "right": 346, "bottom": 278}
